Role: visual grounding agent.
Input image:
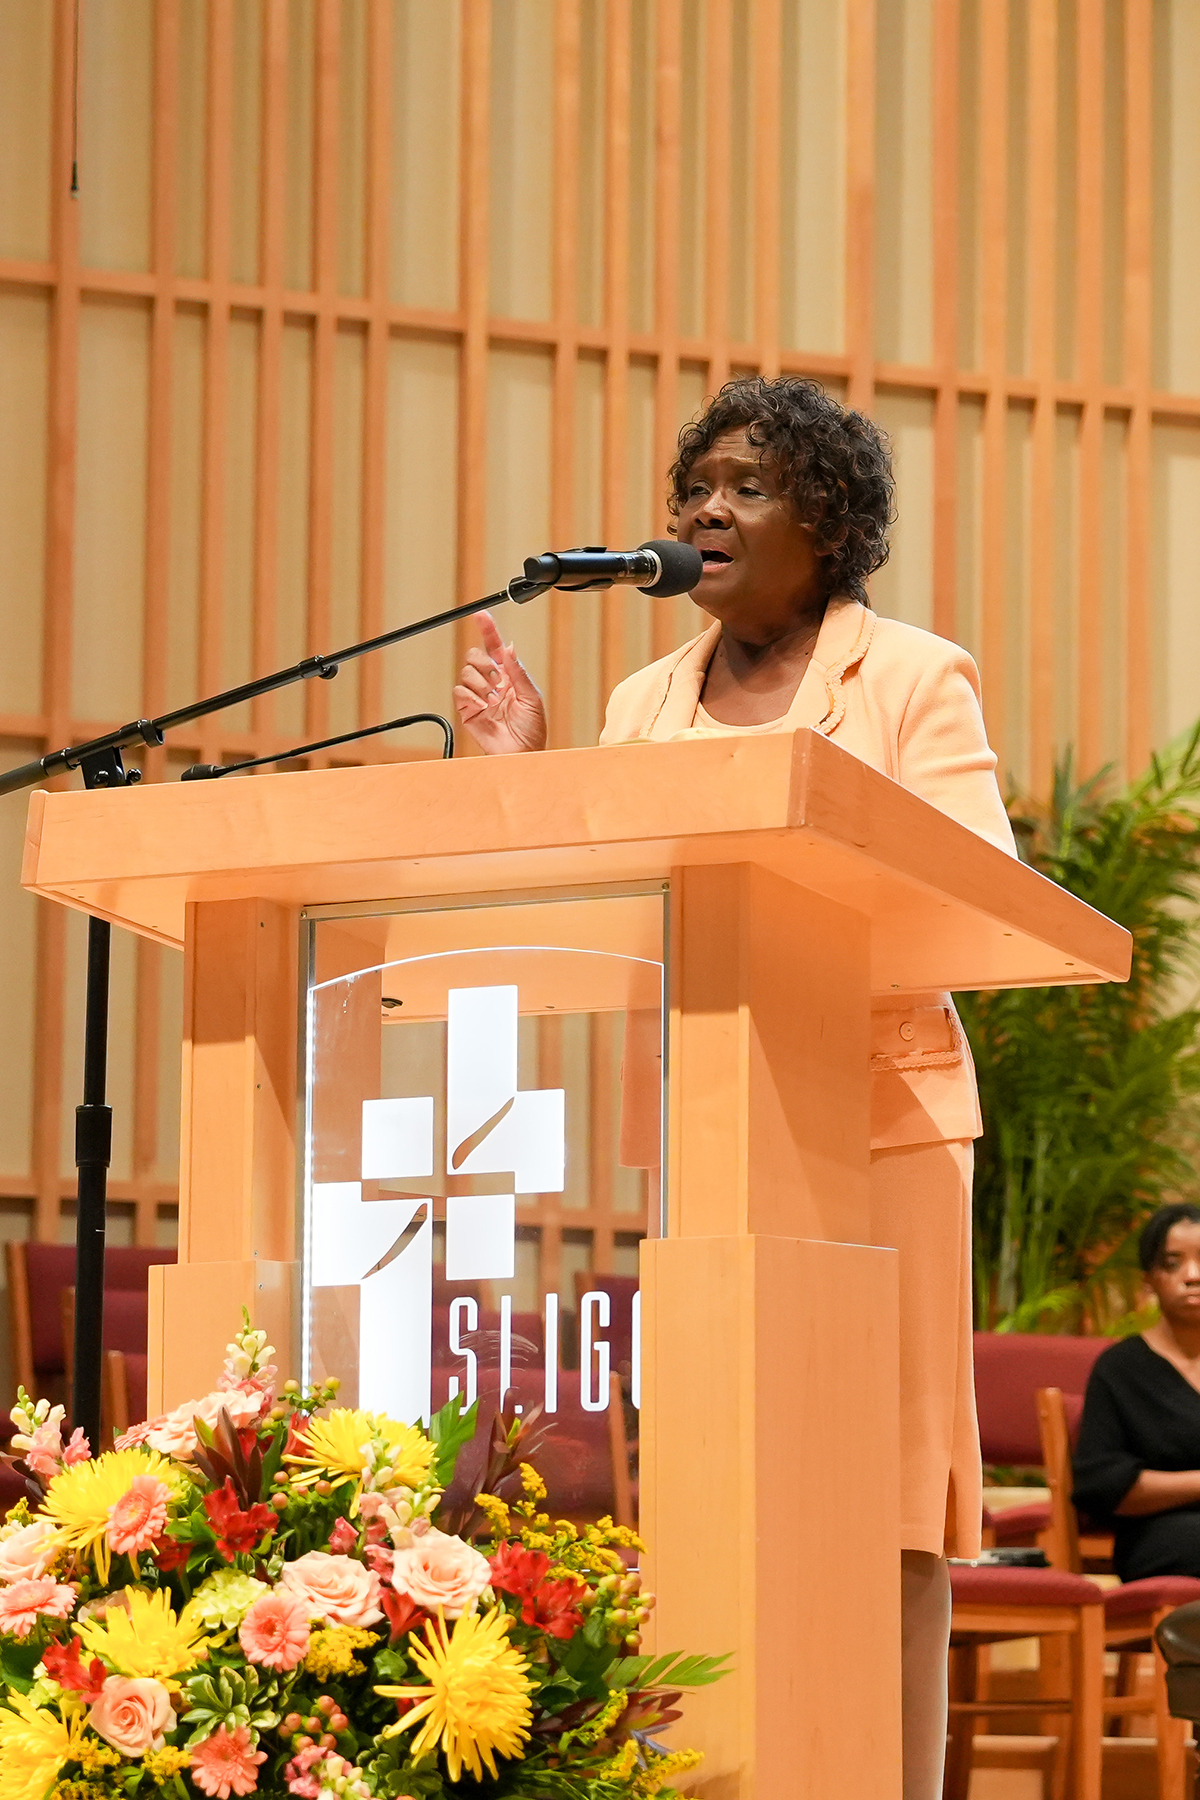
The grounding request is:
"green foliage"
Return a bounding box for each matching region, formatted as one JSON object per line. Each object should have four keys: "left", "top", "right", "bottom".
{"left": 603, "top": 1652, "right": 732, "bottom": 1692}
{"left": 959, "top": 723, "right": 1200, "bottom": 1331}
{"left": 427, "top": 1391, "right": 479, "bottom": 1489}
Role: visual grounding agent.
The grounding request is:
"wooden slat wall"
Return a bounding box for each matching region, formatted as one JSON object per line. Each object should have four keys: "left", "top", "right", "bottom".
{"left": 0, "top": 0, "right": 1198, "bottom": 1326}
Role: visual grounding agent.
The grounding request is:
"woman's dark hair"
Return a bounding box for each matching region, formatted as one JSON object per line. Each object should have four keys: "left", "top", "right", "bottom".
{"left": 668, "top": 375, "right": 896, "bottom": 604}
{"left": 1138, "top": 1203, "right": 1200, "bottom": 1272}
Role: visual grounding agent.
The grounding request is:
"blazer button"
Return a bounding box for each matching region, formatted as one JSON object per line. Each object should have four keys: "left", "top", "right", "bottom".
{"left": 898, "top": 1021, "right": 915, "bottom": 1041}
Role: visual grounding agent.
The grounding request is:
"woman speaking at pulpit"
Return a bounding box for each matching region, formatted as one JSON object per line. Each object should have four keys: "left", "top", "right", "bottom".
{"left": 453, "top": 375, "right": 1016, "bottom": 1800}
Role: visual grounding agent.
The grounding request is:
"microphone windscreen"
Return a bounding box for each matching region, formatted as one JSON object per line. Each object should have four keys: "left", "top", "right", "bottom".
{"left": 637, "top": 538, "right": 703, "bottom": 597}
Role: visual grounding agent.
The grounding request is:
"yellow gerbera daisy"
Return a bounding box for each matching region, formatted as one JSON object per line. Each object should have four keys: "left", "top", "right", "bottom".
{"left": 286, "top": 1408, "right": 434, "bottom": 1495}
{"left": 376, "top": 1608, "right": 533, "bottom": 1782}
{"left": 77, "top": 1585, "right": 206, "bottom": 1681}
{"left": 43, "top": 1447, "right": 180, "bottom": 1582}
{"left": 0, "top": 1689, "right": 88, "bottom": 1800}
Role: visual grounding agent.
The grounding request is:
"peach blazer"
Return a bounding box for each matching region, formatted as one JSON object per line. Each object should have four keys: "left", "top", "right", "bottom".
{"left": 598, "top": 597, "right": 1018, "bottom": 1151}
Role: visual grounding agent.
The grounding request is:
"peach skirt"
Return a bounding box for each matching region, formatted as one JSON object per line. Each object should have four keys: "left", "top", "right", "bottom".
{"left": 869, "top": 1138, "right": 981, "bottom": 1560}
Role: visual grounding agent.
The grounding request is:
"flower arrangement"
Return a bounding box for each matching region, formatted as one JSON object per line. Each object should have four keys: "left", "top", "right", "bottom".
{"left": 0, "top": 1315, "right": 726, "bottom": 1800}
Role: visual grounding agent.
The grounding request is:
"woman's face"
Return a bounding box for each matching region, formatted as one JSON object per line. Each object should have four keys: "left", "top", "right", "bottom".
{"left": 675, "top": 427, "right": 827, "bottom": 643}
{"left": 1148, "top": 1220, "right": 1200, "bottom": 1328}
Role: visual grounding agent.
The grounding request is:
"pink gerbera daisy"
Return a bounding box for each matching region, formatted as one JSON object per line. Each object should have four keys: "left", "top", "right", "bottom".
{"left": 0, "top": 1575, "right": 76, "bottom": 1637}
{"left": 189, "top": 1724, "right": 267, "bottom": 1798}
{"left": 107, "top": 1475, "right": 171, "bottom": 1557}
{"left": 238, "top": 1591, "right": 311, "bottom": 1672}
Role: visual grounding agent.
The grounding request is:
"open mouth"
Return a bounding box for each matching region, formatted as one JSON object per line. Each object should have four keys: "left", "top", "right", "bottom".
{"left": 700, "top": 549, "right": 733, "bottom": 566}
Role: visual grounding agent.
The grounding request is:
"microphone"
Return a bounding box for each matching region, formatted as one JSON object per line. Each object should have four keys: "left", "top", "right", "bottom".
{"left": 518, "top": 539, "right": 703, "bottom": 599}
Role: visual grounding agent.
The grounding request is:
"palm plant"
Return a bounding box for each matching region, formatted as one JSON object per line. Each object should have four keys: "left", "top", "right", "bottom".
{"left": 958, "top": 722, "right": 1200, "bottom": 1331}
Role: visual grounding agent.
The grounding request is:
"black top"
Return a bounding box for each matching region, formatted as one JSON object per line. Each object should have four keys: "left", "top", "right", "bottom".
{"left": 1073, "top": 1334, "right": 1200, "bottom": 1581}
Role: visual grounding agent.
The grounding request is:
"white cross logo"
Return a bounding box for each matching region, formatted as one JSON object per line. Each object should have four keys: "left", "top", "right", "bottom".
{"left": 308, "top": 985, "right": 565, "bottom": 1423}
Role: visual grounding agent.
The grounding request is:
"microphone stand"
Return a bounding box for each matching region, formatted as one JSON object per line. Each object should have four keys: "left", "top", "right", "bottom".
{"left": 5, "top": 573, "right": 549, "bottom": 1454}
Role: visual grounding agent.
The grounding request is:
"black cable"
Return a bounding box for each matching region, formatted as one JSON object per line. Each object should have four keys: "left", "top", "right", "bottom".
{"left": 180, "top": 711, "right": 454, "bottom": 780}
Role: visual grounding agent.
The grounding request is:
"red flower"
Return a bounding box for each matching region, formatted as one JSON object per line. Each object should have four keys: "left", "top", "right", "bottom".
{"left": 203, "top": 1479, "right": 275, "bottom": 1562}
{"left": 521, "top": 1576, "right": 586, "bottom": 1640}
{"left": 381, "top": 1586, "right": 428, "bottom": 1644}
{"left": 42, "top": 1636, "right": 106, "bottom": 1700}
{"left": 151, "top": 1532, "right": 190, "bottom": 1572}
{"left": 488, "top": 1542, "right": 550, "bottom": 1602}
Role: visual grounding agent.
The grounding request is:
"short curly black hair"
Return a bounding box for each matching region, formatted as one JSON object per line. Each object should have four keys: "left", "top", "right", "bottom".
{"left": 1138, "top": 1202, "right": 1200, "bottom": 1272}
{"left": 668, "top": 375, "right": 895, "bottom": 604}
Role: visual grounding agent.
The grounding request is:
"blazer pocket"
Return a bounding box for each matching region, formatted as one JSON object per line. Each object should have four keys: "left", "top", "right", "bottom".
{"left": 870, "top": 1003, "right": 965, "bottom": 1073}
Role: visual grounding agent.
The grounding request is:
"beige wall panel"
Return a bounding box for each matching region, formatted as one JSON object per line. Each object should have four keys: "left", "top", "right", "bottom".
{"left": 79, "top": 0, "right": 153, "bottom": 272}
{"left": 1151, "top": 0, "right": 1200, "bottom": 394}
{"left": 571, "top": 352, "right": 605, "bottom": 746}
{"left": 73, "top": 300, "right": 150, "bottom": 722}
{"left": 728, "top": 0, "right": 754, "bottom": 345}
{"left": 875, "top": 0, "right": 933, "bottom": 368}
{"left": 229, "top": 0, "right": 263, "bottom": 286}
{"left": 1005, "top": 0, "right": 1030, "bottom": 378}
{"left": 381, "top": 336, "right": 459, "bottom": 719}
{"left": 274, "top": 321, "right": 312, "bottom": 738}
{"left": 870, "top": 388, "right": 934, "bottom": 632}
{"left": 338, "top": 0, "right": 368, "bottom": 299}
{"left": 329, "top": 325, "right": 365, "bottom": 734}
{"left": 628, "top": 0, "right": 657, "bottom": 336}
{"left": 0, "top": 753, "right": 39, "bottom": 1177}
{"left": 286, "top": 0, "right": 316, "bottom": 292}
{"left": 1099, "top": 412, "right": 1127, "bottom": 769}
{"left": 156, "top": 948, "right": 183, "bottom": 1185}
{"left": 576, "top": 0, "right": 606, "bottom": 329}
{"left": 489, "top": 0, "right": 554, "bottom": 321}
{"left": 1151, "top": 421, "right": 1200, "bottom": 746}
{"left": 390, "top": 0, "right": 461, "bottom": 310}
{"left": 223, "top": 314, "right": 262, "bottom": 734}
{"left": 955, "top": 394, "right": 985, "bottom": 668}
{"left": 1102, "top": 0, "right": 1125, "bottom": 386}
{"left": 678, "top": 9, "right": 705, "bottom": 340}
{"left": 58, "top": 912, "right": 137, "bottom": 1184}
{"left": 167, "top": 307, "right": 205, "bottom": 713}
{"left": 956, "top": 0, "right": 982, "bottom": 371}
{"left": 0, "top": 292, "right": 48, "bottom": 714}
{"left": 1004, "top": 401, "right": 1034, "bottom": 790}
{"left": 1055, "top": 3, "right": 1076, "bottom": 382}
{"left": 0, "top": 0, "right": 52, "bottom": 261}
{"left": 622, "top": 357, "right": 657, "bottom": 679}
{"left": 1053, "top": 406, "right": 1080, "bottom": 763}
{"left": 176, "top": 0, "right": 209, "bottom": 281}
{"left": 486, "top": 345, "right": 551, "bottom": 692}
{"left": 156, "top": 1209, "right": 180, "bottom": 1250}
{"left": 779, "top": 0, "right": 846, "bottom": 356}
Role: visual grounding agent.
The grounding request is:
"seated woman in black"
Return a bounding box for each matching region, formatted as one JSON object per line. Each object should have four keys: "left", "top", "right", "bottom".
{"left": 1074, "top": 1203, "right": 1200, "bottom": 1580}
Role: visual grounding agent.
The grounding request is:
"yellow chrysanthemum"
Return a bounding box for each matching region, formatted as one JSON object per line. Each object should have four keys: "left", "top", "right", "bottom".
{"left": 43, "top": 1448, "right": 180, "bottom": 1582}
{"left": 77, "top": 1586, "right": 206, "bottom": 1682}
{"left": 286, "top": 1408, "right": 434, "bottom": 1494}
{"left": 377, "top": 1608, "right": 532, "bottom": 1783}
{"left": 0, "top": 1690, "right": 88, "bottom": 1800}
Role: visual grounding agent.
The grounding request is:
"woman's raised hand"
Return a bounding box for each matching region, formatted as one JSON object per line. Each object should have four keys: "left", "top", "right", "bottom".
{"left": 453, "top": 611, "right": 548, "bottom": 754}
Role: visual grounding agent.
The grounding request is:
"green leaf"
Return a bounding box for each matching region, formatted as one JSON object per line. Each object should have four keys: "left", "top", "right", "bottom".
{"left": 428, "top": 1391, "right": 479, "bottom": 1489}
{"left": 605, "top": 1650, "right": 732, "bottom": 1691}
{"left": 0, "top": 1635, "right": 43, "bottom": 1694}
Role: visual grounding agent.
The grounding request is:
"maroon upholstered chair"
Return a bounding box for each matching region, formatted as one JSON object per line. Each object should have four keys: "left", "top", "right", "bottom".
{"left": 7, "top": 1242, "right": 176, "bottom": 1408}
{"left": 974, "top": 1332, "right": 1113, "bottom": 1554}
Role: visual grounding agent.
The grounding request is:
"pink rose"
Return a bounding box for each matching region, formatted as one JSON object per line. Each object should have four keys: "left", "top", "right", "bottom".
{"left": 89, "top": 1675, "right": 174, "bottom": 1754}
{"left": 277, "top": 1552, "right": 383, "bottom": 1627}
{"left": 389, "top": 1528, "right": 491, "bottom": 1619}
{"left": 0, "top": 1519, "right": 59, "bottom": 1584}
{"left": 144, "top": 1401, "right": 206, "bottom": 1460}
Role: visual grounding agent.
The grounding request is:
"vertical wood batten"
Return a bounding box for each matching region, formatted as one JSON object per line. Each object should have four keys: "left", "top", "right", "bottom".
{"left": 844, "top": 0, "right": 876, "bottom": 411}
{"left": 703, "top": 1, "right": 732, "bottom": 395}
{"left": 751, "top": 0, "right": 782, "bottom": 382}
{"left": 33, "top": 0, "right": 85, "bottom": 1242}
{"left": 548, "top": 0, "right": 581, "bottom": 749}
{"left": 1075, "top": 0, "right": 1105, "bottom": 774}
{"left": 978, "top": 0, "right": 1009, "bottom": 766}
{"left": 304, "top": 0, "right": 339, "bottom": 754}
{"left": 1027, "top": 0, "right": 1057, "bottom": 789}
{"left": 358, "top": 0, "right": 391, "bottom": 732}
{"left": 651, "top": 0, "right": 682, "bottom": 661}
{"left": 133, "top": 0, "right": 182, "bottom": 1240}
{"left": 1123, "top": 0, "right": 1152, "bottom": 775}
{"left": 931, "top": 0, "right": 959, "bottom": 642}
{"left": 601, "top": 0, "right": 632, "bottom": 698}
{"left": 455, "top": 0, "right": 490, "bottom": 712}
{"left": 197, "top": 0, "right": 234, "bottom": 768}
{"left": 252, "top": 2, "right": 288, "bottom": 740}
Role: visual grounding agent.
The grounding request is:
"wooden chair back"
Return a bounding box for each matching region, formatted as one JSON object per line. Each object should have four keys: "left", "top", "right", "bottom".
{"left": 1037, "top": 1385, "right": 1083, "bottom": 1574}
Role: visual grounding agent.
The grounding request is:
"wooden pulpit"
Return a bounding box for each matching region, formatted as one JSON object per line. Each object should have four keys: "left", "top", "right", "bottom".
{"left": 22, "top": 730, "right": 1130, "bottom": 1799}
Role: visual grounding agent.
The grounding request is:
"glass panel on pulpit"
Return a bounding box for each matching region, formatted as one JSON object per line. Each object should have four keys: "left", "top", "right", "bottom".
{"left": 300, "top": 887, "right": 664, "bottom": 1484}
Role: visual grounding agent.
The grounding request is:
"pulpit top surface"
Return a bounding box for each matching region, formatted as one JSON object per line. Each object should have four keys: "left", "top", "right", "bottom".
{"left": 21, "top": 729, "right": 1130, "bottom": 994}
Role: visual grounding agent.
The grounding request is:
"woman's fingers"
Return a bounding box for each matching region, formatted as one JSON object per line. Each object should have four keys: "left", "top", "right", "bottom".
{"left": 452, "top": 683, "right": 488, "bottom": 723}
{"left": 475, "top": 610, "right": 506, "bottom": 659}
